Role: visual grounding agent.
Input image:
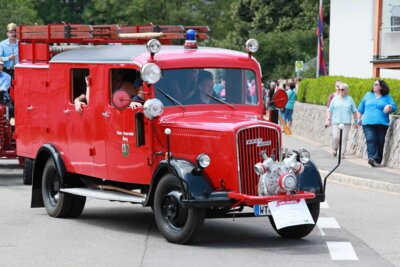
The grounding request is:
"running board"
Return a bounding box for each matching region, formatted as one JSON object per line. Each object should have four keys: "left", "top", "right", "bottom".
{"left": 60, "top": 188, "right": 145, "bottom": 203}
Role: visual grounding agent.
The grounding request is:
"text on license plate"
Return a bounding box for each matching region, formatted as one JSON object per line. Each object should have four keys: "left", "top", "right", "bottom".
{"left": 253, "top": 204, "right": 271, "bottom": 216}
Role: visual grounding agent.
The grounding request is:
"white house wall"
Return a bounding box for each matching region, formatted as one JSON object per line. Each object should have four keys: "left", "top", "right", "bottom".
{"left": 329, "top": 0, "right": 400, "bottom": 79}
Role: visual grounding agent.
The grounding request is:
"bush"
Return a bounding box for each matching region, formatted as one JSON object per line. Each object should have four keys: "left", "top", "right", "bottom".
{"left": 298, "top": 76, "right": 400, "bottom": 113}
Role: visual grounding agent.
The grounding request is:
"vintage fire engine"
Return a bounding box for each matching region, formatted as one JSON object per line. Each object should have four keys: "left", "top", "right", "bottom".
{"left": 14, "top": 24, "right": 327, "bottom": 244}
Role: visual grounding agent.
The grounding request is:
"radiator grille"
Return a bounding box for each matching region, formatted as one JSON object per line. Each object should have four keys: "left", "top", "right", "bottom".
{"left": 236, "top": 126, "right": 280, "bottom": 195}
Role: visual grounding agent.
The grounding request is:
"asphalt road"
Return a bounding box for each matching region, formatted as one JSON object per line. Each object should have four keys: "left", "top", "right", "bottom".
{"left": 0, "top": 160, "right": 399, "bottom": 267}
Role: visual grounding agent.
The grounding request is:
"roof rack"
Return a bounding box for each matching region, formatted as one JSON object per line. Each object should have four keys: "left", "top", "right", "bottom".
{"left": 17, "top": 24, "right": 210, "bottom": 64}
{"left": 17, "top": 24, "right": 209, "bottom": 43}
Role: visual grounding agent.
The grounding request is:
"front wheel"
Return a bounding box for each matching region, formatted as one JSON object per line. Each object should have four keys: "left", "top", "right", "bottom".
{"left": 269, "top": 202, "right": 320, "bottom": 239}
{"left": 41, "top": 158, "right": 86, "bottom": 218}
{"left": 153, "top": 174, "right": 205, "bottom": 244}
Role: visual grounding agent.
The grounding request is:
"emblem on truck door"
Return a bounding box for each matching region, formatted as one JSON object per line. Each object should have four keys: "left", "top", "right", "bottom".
{"left": 246, "top": 138, "right": 271, "bottom": 147}
{"left": 122, "top": 144, "right": 130, "bottom": 157}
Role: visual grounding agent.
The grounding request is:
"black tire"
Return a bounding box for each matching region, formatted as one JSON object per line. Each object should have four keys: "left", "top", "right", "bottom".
{"left": 22, "top": 158, "right": 33, "bottom": 185}
{"left": 269, "top": 202, "right": 320, "bottom": 239}
{"left": 153, "top": 174, "right": 205, "bottom": 244}
{"left": 41, "top": 158, "right": 86, "bottom": 218}
{"left": 68, "top": 196, "right": 86, "bottom": 218}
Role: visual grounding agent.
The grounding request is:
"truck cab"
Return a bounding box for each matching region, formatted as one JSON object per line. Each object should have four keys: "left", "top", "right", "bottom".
{"left": 15, "top": 24, "right": 324, "bottom": 244}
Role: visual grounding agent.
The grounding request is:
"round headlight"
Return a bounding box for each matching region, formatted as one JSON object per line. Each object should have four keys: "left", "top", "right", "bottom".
{"left": 146, "top": 39, "right": 161, "bottom": 54}
{"left": 197, "top": 154, "right": 210, "bottom": 168}
{"left": 245, "top": 39, "right": 259, "bottom": 53}
{"left": 299, "top": 149, "right": 311, "bottom": 164}
{"left": 143, "top": 98, "right": 164, "bottom": 119}
{"left": 141, "top": 63, "right": 161, "bottom": 84}
{"left": 278, "top": 173, "right": 297, "bottom": 191}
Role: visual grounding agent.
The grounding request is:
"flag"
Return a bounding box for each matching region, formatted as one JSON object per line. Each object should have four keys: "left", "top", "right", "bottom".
{"left": 316, "top": 0, "right": 327, "bottom": 76}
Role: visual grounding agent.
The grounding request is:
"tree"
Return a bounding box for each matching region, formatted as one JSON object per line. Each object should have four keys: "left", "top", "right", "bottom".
{"left": 81, "top": 0, "right": 232, "bottom": 43}
{"left": 33, "top": 0, "right": 86, "bottom": 24}
{"left": 0, "top": 0, "right": 41, "bottom": 39}
{"left": 219, "top": 0, "right": 330, "bottom": 80}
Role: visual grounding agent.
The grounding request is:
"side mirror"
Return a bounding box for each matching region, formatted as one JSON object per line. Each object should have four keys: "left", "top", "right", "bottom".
{"left": 271, "top": 89, "right": 288, "bottom": 109}
{"left": 112, "top": 89, "right": 131, "bottom": 110}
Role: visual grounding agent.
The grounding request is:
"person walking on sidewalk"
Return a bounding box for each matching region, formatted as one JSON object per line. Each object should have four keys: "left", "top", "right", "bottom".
{"left": 357, "top": 80, "right": 398, "bottom": 167}
{"left": 284, "top": 81, "right": 297, "bottom": 129}
{"left": 327, "top": 80, "right": 341, "bottom": 107}
{"left": 325, "top": 83, "right": 358, "bottom": 159}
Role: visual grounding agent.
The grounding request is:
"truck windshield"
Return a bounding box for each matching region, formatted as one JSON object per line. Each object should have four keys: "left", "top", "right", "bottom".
{"left": 154, "top": 68, "right": 258, "bottom": 106}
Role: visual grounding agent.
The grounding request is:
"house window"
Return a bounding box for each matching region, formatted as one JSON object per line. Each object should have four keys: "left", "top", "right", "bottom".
{"left": 390, "top": 5, "right": 400, "bottom": 31}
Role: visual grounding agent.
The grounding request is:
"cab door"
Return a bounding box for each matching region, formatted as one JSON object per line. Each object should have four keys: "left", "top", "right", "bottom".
{"left": 102, "top": 67, "right": 151, "bottom": 184}
{"left": 64, "top": 66, "right": 107, "bottom": 178}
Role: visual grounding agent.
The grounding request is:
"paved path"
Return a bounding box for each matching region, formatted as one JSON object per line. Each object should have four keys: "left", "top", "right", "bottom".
{"left": 283, "top": 134, "right": 400, "bottom": 193}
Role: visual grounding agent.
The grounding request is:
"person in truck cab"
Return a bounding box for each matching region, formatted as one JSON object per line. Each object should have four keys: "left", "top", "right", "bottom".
{"left": 179, "top": 68, "right": 199, "bottom": 104}
{"left": 129, "top": 78, "right": 145, "bottom": 109}
{"left": 74, "top": 70, "right": 143, "bottom": 112}
{"left": 185, "top": 70, "right": 218, "bottom": 105}
{"left": 74, "top": 76, "right": 90, "bottom": 113}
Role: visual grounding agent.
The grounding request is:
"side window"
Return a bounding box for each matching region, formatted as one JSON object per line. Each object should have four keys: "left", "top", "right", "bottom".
{"left": 109, "top": 68, "right": 140, "bottom": 103}
{"left": 71, "top": 68, "right": 90, "bottom": 103}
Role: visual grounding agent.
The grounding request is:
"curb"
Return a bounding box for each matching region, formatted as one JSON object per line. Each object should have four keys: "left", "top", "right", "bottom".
{"left": 319, "top": 169, "right": 400, "bottom": 194}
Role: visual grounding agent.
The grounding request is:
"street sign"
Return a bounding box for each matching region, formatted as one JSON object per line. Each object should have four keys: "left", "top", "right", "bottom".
{"left": 295, "top": 61, "right": 304, "bottom": 72}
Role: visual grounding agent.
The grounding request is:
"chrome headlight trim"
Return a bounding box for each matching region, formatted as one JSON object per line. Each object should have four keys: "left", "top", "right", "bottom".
{"left": 245, "top": 39, "right": 259, "bottom": 53}
{"left": 197, "top": 153, "right": 211, "bottom": 169}
{"left": 146, "top": 39, "right": 161, "bottom": 54}
{"left": 141, "top": 63, "right": 161, "bottom": 84}
{"left": 299, "top": 149, "right": 311, "bottom": 164}
{"left": 143, "top": 98, "right": 164, "bottom": 120}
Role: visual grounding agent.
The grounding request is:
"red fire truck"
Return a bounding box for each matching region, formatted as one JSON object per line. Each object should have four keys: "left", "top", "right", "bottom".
{"left": 15, "top": 24, "right": 326, "bottom": 244}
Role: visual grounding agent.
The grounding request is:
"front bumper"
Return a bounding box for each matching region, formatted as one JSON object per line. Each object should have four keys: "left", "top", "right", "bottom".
{"left": 181, "top": 191, "right": 316, "bottom": 208}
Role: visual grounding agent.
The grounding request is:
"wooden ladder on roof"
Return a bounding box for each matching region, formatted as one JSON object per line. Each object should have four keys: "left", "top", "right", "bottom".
{"left": 17, "top": 23, "right": 210, "bottom": 64}
{"left": 17, "top": 24, "right": 210, "bottom": 43}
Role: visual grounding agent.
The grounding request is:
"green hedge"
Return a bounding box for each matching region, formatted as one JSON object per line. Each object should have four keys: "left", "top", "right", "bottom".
{"left": 297, "top": 76, "right": 400, "bottom": 113}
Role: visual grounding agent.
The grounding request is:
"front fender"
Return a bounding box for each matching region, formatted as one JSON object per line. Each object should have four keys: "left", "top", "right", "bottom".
{"left": 297, "top": 159, "right": 325, "bottom": 203}
{"left": 31, "top": 144, "right": 67, "bottom": 208}
{"left": 145, "top": 159, "right": 213, "bottom": 207}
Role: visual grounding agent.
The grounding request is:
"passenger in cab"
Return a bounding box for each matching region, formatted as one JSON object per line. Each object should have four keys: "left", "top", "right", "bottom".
{"left": 179, "top": 69, "right": 199, "bottom": 103}
{"left": 74, "top": 70, "right": 143, "bottom": 112}
{"left": 129, "top": 78, "right": 145, "bottom": 109}
{"left": 74, "top": 76, "right": 90, "bottom": 113}
{"left": 185, "top": 70, "right": 218, "bottom": 105}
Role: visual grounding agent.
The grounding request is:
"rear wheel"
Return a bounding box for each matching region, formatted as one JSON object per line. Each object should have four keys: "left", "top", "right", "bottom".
{"left": 269, "top": 202, "right": 320, "bottom": 239}
{"left": 153, "top": 174, "right": 205, "bottom": 244}
{"left": 22, "top": 158, "right": 33, "bottom": 185}
{"left": 41, "top": 158, "right": 86, "bottom": 218}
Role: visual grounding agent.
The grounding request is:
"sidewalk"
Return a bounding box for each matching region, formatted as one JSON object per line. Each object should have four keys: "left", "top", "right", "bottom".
{"left": 283, "top": 134, "right": 400, "bottom": 193}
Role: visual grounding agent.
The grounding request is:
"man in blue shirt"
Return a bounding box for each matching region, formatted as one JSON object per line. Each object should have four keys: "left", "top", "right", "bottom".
{"left": 0, "top": 23, "right": 19, "bottom": 78}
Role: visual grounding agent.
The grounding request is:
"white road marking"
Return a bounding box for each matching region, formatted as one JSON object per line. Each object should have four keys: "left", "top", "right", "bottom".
{"left": 317, "top": 217, "right": 341, "bottom": 229}
{"left": 320, "top": 201, "right": 329, "bottom": 209}
{"left": 327, "top": 242, "right": 358, "bottom": 260}
{"left": 318, "top": 226, "right": 326, "bottom": 236}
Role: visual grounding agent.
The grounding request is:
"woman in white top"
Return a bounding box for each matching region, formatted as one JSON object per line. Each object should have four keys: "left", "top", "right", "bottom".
{"left": 325, "top": 83, "right": 358, "bottom": 158}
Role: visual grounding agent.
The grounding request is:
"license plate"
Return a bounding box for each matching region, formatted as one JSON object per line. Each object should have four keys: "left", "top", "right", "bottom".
{"left": 253, "top": 204, "right": 271, "bottom": 216}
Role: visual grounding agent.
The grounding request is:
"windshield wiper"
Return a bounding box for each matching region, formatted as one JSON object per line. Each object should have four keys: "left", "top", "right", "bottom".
{"left": 207, "top": 94, "right": 235, "bottom": 110}
{"left": 156, "top": 88, "right": 185, "bottom": 109}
